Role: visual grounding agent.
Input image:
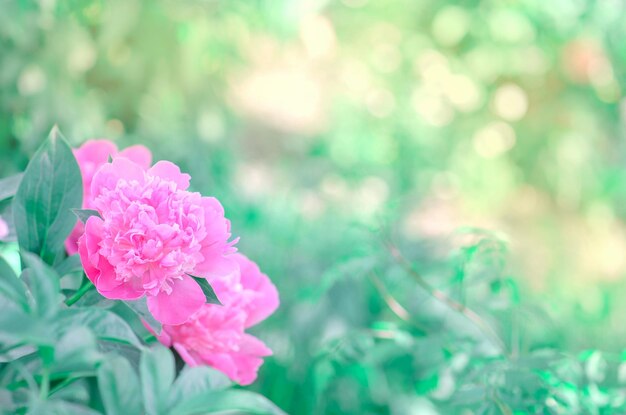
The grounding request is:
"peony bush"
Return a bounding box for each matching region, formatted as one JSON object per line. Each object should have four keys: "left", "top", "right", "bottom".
{"left": 0, "top": 128, "right": 284, "bottom": 414}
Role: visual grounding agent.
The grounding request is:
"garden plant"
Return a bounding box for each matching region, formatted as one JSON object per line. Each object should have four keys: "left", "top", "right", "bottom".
{"left": 3, "top": 0, "right": 626, "bottom": 414}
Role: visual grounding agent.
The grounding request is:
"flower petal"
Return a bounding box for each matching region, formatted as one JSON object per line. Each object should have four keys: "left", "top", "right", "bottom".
{"left": 74, "top": 140, "right": 118, "bottom": 167}
{"left": 78, "top": 218, "right": 101, "bottom": 286}
{"left": 147, "top": 275, "right": 205, "bottom": 325}
{"left": 65, "top": 221, "right": 84, "bottom": 256}
{"left": 196, "top": 255, "right": 239, "bottom": 280}
{"left": 235, "top": 254, "right": 280, "bottom": 328}
{"left": 149, "top": 161, "right": 190, "bottom": 190}
{"left": 91, "top": 157, "right": 145, "bottom": 201}
{"left": 118, "top": 145, "right": 153, "bottom": 168}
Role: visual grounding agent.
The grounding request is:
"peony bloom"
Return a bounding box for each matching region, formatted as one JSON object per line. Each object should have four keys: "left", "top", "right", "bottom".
{"left": 66, "top": 140, "right": 152, "bottom": 255}
{"left": 0, "top": 215, "right": 8, "bottom": 239}
{"left": 77, "top": 157, "right": 237, "bottom": 325}
{"left": 156, "top": 254, "right": 279, "bottom": 385}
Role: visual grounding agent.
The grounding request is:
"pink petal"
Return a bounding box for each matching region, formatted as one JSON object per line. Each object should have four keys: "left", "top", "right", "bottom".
{"left": 173, "top": 343, "right": 200, "bottom": 366}
{"left": 79, "top": 216, "right": 104, "bottom": 285}
{"left": 235, "top": 254, "right": 280, "bottom": 328}
{"left": 0, "top": 216, "right": 8, "bottom": 239}
{"left": 118, "top": 145, "right": 152, "bottom": 168}
{"left": 94, "top": 252, "right": 144, "bottom": 300}
{"left": 91, "top": 157, "right": 145, "bottom": 201}
{"left": 79, "top": 217, "right": 144, "bottom": 300}
{"left": 227, "top": 335, "right": 271, "bottom": 385}
{"left": 195, "top": 255, "right": 239, "bottom": 280}
{"left": 205, "top": 353, "right": 239, "bottom": 382}
{"left": 74, "top": 140, "right": 118, "bottom": 167}
{"left": 99, "top": 279, "right": 144, "bottom": 300}
{"left": 147, "top": 275, "right": 205, "bottom": 325}
{"left": 64, "top": 221, "right": 84, "bottom": 256}
{"left": 240, "top": 333, "right": 273, "bottom": 357}
{"left": 148, "top": 161, "right": 190, "bottom": 190}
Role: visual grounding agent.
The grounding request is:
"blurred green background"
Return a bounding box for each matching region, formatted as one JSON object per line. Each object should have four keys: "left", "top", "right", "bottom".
{"left": 3, "top": 0, "right": 626, "bottom": 413}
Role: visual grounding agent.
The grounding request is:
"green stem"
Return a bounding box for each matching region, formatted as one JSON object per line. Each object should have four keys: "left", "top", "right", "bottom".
{"left": 48, "top": 376, "right": 79, "bottom": 397}
{"left": 65, "top": 282, "right": 94, "bottom": 306}
{"left": 39, "top": 369, "right": 49, "bottom": 399}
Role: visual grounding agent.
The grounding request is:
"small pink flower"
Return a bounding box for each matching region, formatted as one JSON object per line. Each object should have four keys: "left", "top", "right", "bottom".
{"left": 66, "top": 140, "right": 152, "bottom": 255}
{"left": 159, "top": 306, "right": 272, "bottom": 385}
{"left": 77, "top": 157, "right": 237, "bottom": 325}
{"left": 156, "top": 254, "right": 279, "bottom": 385}
{"left": 0, "top": 215, "right": 8, "bottom": 239}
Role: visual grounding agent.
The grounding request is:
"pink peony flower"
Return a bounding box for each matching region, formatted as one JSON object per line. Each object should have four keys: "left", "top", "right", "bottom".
{"left": 0, "top": 215, "right": 8, "bottom": 239}
{"left": 66, "top": 140, "right": 152, "bottom": 255}
{"left": 155, "top": 254, "right": 279, "bottom": 385}
{"left": 77, "top": 157, "right": 237, "bottom": 325}
{"left": 158, "top": 305, "right": 272, "bottom": 385}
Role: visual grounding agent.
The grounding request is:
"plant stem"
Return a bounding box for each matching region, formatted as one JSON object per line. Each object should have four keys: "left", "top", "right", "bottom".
{"left": 369, "top": 272, "right": 427, "bottom": 334}
{"left": 65, "top": 281, "right": 94, "bottom": 306}
{"left": 384, "top": 238, "right": 508, "bottom": 355}
{"left": 39, "top": 369, "right": 49, "bottom": 399}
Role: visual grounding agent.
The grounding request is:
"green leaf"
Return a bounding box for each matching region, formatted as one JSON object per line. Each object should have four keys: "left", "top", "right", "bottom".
{"left": 0, "top": 300, "right": 51, "bottom": 346}
{"left": 0, "top": 173, "right": 23, "bottom": 202}
{"left": 169, "top": 366, "right": 231, "bottom": 408}
{"left": 125, "top": 297, "right": 162, "bottom": 334}
{"left": 98, "top": 356, "right": 143, "bottom": 415}
{"left": 29, "top": 399, "right": 102, "bottom": 415}
{"left": 170, "top": 390, "right": 287, "bottom": 415}
{"left": 54, "top": 254, "right": 83, "bottom": 276}
{"left": 0, "top": 255, "right": 29, "bottom": 311}
{"left": 71, "top": 208, "right": 102, "bottom": 224}
{"left": 13, "top": 127, "right": 83, "bottom": 265}
{"left": 56, "top": 308, "right": 141, "bottom": 347}
{"left": 140, "top": 345, "right": 175, "bottom": 415}
{"left": 20, "top": 252, "right": 61, "bottom": 318}
{"left": 188, "top": 275, "right": 221, "bottom": 305}
{"left": 52, "top": 326, "right": 101, "bottom": 373}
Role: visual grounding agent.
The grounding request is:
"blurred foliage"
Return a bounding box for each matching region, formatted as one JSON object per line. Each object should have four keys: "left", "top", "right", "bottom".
{"left": 3, "top": 0, "right": 626, "bottom": 413}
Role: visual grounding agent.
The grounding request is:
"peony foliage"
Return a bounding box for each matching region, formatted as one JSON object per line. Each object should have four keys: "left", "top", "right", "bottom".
{"left": 0, "top": 128, "right": 284, "bottom": 415}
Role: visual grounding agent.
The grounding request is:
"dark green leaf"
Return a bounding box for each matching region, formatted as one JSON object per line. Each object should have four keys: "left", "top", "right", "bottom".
{"left": 188, "top": 275, "right": 221, "bottom": 305}
{"left": 20, "top": 252, "right": 61, "bottom": 318}
{"left": 56, "top": 308, "right": 141, "bottom": 347}
{"left": 0, "top": 300, "right": 51, "bottom": 346}
{"left": 170, "top": 390, "right": 286, "bottom": 415}
{"left": 125, "top": 297, "right": 162, "bottom": 334}
{"left": 0, "top": 173, "right": 23, "bottom": 202}
{"left": 54, "top": 254, "right": 83, "bottom": 276}
{"left": 98, "top": 356, "right": 143, "bottom": 415}
{"left": 29, "top": 399, "right": 102, "bottom": 415}
{"left": 140, "top": 345, "right": 175, "bottom": 415}
{"left": 169, "top": 366, "right": 231, "bottom": 407}
{"left": 0, "top": 255, "right": 29, "bottom": 311}
{"left": 52, "top": 326, "right": 101, "bottom": 373}
{"left": 13, "top": 127, "right": 83, "bottom": 265}
{"left": 98, "top": 341, "right": 142, "bottom": 370}
{"left": 71, "top": 209, "right": 102, "bottom": 224}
